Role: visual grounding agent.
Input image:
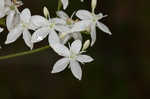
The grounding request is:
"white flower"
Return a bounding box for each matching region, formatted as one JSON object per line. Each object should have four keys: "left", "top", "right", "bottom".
{"left": 5, "top": 8, "right": 34, "bottom": 49}
{"left": 61, "top": 0, "right": 84, "bottom": 9}
{"left": 31, "top": 9, "right": 69, "bottom": 46}
{"left": 5, "top": 0, "right": 23, "bottom": 31}
{"left": 73, "top": 10, "right": 112, "bottom": 46}
{"left": 56, "top": 11, "right": 82, "bottom": 44}
{"left": 51, "top": 40, "right": 94, "bottom": 80}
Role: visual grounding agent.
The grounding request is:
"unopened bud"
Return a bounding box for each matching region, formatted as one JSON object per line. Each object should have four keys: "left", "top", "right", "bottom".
{"left": 43, "top": 6, "right": 50, "bottom": 18}
{"left": 82, "top": 40, "right": 90, "bottom": 51}
{"left": 91, "top": 0, "right": 97, "bottom": 13}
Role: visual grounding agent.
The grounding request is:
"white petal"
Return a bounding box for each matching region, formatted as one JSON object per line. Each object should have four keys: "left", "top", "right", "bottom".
{"left": 0, "top": 0, "right": 4, "bottom": 8}
{"left": 23, "top": 29, "right": 33, "bottom": 49}
{"left": 6, "top": 11, "right": 20, "bottom": 31}
{"left": 90, "top": 23, "right": 96, "bottom": 46}
{"left": 76, "top": 10, "right": 92, "bottom": 20}
{"left": 61, "top": 0, "right": 69, "bottom": 9}
{"left": 55, "top": 25, "right": 70, "bottom": 33}
{"left": 20, "top": 8, "right": 31, "bottom": 23}
{"left": 5, "top": 25, "right": 23, "bottom": 44}
{"left": 48, "top": 30, "right": 60, "bottom": 46}
{"left": 52, "top": 43, "right": 70, "bottom": 57}
{"left": 60, "top": 34, "right": 71, "bottom": 44}
{"left": 97, "top": 22, "right": 112, "bottom": 35}
{"left": 52, "top": 18, "right": 66, "bottom": 25}
{"left": 0, "top": 27, "right": 3, "bottom": 33}
{"left": 72, "top": 32, "right": 83, "bottom": 41}
{"left": 31, "top": 15, "right": 49, "bottom": 28}
{"left": 31, "top": 27, "right": 50, "bottom": 43}
{"left": 70, "top": 40, "right": 82, "bottom": 54}
{"left": 70, "top": 60, "right": 82, "bottom": 80}
{"left": 76, "top": 55, "right": 94, "bottom": 63}
{"left": 56, "top": 11, "right": 69, "bottom": 20}
{"left": 71, "top": 20, "right": 91, "bottom": 33}
{"left": 52, "top": 58, "right": 69, "bottom": 73}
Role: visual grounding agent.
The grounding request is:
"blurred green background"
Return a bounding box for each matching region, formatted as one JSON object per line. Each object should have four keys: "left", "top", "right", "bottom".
{"left": 0, "top": 0, "right": 150, "bottom": 99}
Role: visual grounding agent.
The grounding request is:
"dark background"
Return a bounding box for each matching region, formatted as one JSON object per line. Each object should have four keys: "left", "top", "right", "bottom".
{"left": 0, "top": 0, "right": 150, "bottom": 99}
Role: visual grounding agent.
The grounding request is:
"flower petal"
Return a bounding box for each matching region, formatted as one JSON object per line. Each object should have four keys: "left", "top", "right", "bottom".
{"left": 48, "top": 30, "right": 60, "bottom": 46}
{"left": 31, "top": 15, "right": 49, "bottom": 28}
{"left": 70, "top": 60, "right": 82, "bottom": 80}
{"left": 31, "top": 27, "right": 50, "bottom": 43}
{"left": 90, "top": 23, "right": 96, "bottom": 46}
{"left": 70, "top": 40, "right": 82, "bottom": 54}
{"left": 76, "top": 10, "right": 92, "bottom": 20}
{"left": 0, "top": 0, "right": 4, "bottom": 9}
{"left": 72, "top": 32, "right": 83, "bottom": 41}
{"left": 71, "top": 20, "right": 91, "bottom": 33}
{"left": 61, "top": 0, "right": 68, "bottom": 9}
{"left": 5, "top": 25, "right": 23, "bottom": 44}
{"left": 23, "top": 29, "right": 33, "bottom": 49}
{"left": 56, "top": 11, "right": 69, "bottom": 20}
{"left": 55, "top": 25, "right": 70, "bottom": 33}
{"left": 52, "top": 18, "right": 66, "bottom": 25}
{"left": 76, "top": 55, "right": 94, "bottom": 63}
{"left": 0, "top": 27, "right": 3, "bottom": 33}
{"left": 52, "top": 43, "right": 70, "bottom": 57}
{"left": 52, "top": 58, "right": 69, "bottom": 73}
{"left": 6, "top": 11, "right": 20, "bottom": 31}
{"left": 97, "top": 21, "right": 112, "bottom": 35}
{"left": 20, "top": 8, "right": 31, "bottom": 23}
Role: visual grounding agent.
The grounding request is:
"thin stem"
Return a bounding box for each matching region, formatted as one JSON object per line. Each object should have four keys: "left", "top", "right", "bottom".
{"left": 57, "top": 0, "right": 62, "bottom": 11}
{"left": 0, "top": 45, "right": 50, "bottom": 60}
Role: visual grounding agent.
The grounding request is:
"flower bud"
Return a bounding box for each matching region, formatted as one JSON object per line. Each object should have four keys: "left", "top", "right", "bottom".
{"left": 91, "top": 0, "right": 97, "bottom": 13}
{"left": 82, "top": 40, "right": 90, "bottom": 51}
{"left": 43, "top": 6, "right": 50, "bottom": 18}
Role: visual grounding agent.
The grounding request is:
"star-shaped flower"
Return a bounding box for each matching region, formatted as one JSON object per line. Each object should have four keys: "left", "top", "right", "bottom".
{"left": 5, "top": 8, "right": 34, "bottom": 49}
{"left": 72, "top": 10, "right": 112, "bottom": 46}
{"left": 31, "top": 9, "right": 69, "bottom": 46}
{"left": 51, "top": 40, "right": 94, "bottom": 80}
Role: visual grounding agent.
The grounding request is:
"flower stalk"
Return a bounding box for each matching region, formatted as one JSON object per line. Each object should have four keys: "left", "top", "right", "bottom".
{"left": 0, "top": 45, "right": 50, "bottom": 60}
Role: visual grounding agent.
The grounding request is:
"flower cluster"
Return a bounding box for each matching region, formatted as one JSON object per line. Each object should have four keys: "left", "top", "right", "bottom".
{"left": 0, "top": 0, "right": 112, "bottom": 80}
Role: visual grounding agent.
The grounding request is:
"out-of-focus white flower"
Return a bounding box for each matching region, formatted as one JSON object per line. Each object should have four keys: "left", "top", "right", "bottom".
{"left": 61, "top": 0, "right": 84, "bottom": 9}
{"left": 56, "top": 11, "right": 82, "bottom": 44}
{"left": 5, "top": 8, "right": 34, "bottom": 49}
{"left": 73, "top": 10, "right": 112, "bottom": 46}
{"left": 51, "top": 40, "right": 94, "bottom": 80}
{"left": 31, "top": 8, "right": 69, "bottom": 46}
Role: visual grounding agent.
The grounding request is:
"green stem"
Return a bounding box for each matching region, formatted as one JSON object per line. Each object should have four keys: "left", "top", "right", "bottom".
{"left": 0, "top": 45, "right": 50, "bottom": 60}
{"left": 57, "top": 0, "right": 62, "bottom": 11}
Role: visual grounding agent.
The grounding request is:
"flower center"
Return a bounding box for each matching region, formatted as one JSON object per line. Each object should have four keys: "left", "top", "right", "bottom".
{"left": 10, "top": 5, "right": 16, "bottom": 10}
{"left": 49, "top": 23, "right": 55, "bottom": 29}
{"left": 69, "top": 51, "right": 77, "bottom": 60}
